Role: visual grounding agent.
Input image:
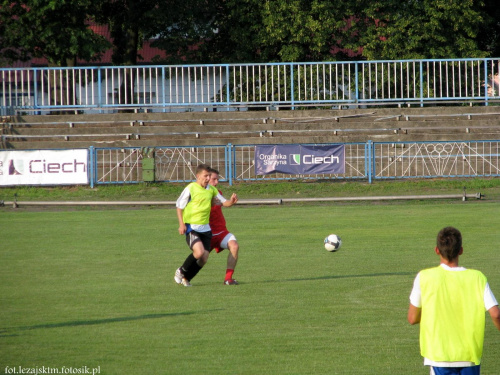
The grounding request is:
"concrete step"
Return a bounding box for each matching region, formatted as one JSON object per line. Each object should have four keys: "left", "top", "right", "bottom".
{"left": 2, "top": 107, "right": 499, "bottom": 150}
{"left": 6, "top": 122, "right": 495, "bottom": 145}
{"left": 4, "top": 118, "right": 498, "bottom": 136}
{"left": 8, "top": 106, "right": 500, "bottom": 125}
{"left": 4, "top": 131, "right": 495, "bottom": 150}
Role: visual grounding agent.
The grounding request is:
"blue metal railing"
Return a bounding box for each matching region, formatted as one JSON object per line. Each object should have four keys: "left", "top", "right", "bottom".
{"left": 2, "top": 140, "right": 499, "bottom": 187}
{"left": 2, "top": 58, "right": 500, "bottom": 115}
{"left": 91, "top": 140, "right": 500, "bottom": 185}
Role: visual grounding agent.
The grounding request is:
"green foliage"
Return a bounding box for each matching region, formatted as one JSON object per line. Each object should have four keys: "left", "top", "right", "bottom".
{"left": 259, "top": 0, "right": 341, "bottom": 61}
{"left": 188, "top": 0, "right": 267, "bottom": 63}
{"left": 93, "top": 0, "right": 160, "bottom": 66}
{"left": 1, "top": 0, "right": 498, "bottom": 68}
{"left": 0, "top": 0, "right": 110, "bottom": 66}
{"left": 202, "top": 0, "right": 360, "bottom": 63}
{"left": 147, "top": 0, "right": 221, "bottom": 64}
{"left": 476, "top": 0, "right": 500, "bottom": 57}
{"left": 358, "top": 0, "right": 489, "bottom": 60}
{"left": 198, "top": 0, "right": 495, "bottom": 63}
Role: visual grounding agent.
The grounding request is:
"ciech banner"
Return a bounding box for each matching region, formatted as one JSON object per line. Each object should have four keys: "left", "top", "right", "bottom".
{"left": 0, "top": 149, "right": 89, "bottom": 186}
{"left": 255, "top": 144, "right": 345, "bottom": 175}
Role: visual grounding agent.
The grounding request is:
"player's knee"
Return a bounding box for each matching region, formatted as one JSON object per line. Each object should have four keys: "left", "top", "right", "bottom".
{"left": 193, "top": 245, "right": 206, "bottom": 259}
{"left": 200, "top": 250, "right": 210, "bottom": 265}
{"left": 229, "top": 241, "right": 239, "bottom": 258}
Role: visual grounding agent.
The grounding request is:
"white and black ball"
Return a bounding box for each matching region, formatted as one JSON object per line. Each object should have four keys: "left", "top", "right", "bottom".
{"left": 324, "top": 234, "right": 342, "bottom": 252}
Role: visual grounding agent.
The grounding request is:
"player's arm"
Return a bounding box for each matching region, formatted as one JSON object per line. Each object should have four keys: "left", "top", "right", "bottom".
{"left": 176, "top": 208, "right": 186, "bottom": 235}
{"left": 408, "top": 272, "right": 421, "bottom": 325}
{"left": 485, "top": 283, "right": 500, "bottom": 330}
{"left": 488, "top": 305, "right": 500, "bottom": 330}
{"left": 407, "top": 304, "right": 421, "bottom": 325}
{"left": 211, "top": 190, "right": 235, "bottom": 207}
{"left": 222, "top": 193, "right": 238, "bottom": 207}
{"left": 176, "top": 187, "right": 190, "bottom": 235}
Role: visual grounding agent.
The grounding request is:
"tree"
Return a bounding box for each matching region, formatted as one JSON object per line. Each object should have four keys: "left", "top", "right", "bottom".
{"left": 146, "top": 0, "right": 221, "bottom": 64}
{"left": 257, "top": 0, "right": 356, "bottom": 62}
{"left": 91, "top": 0, "right": 161, "bottom": 106}
{"left": 477, "top": 0, "right": 500, "bottom": 57}
{"left": 357, "top": 0, "right": 489, "bottom": 60}
{"left": 203, "top": 0, "right": 271, "bottom": 63}
{"left": 195, "top": 0, "right": 493, "bottom": 63}
{"left": 93, "top": 0, "right": 160, "bottom": 66}
{"left": 205, "top": 0, "right": 362, "bottom": 63}
{"left": 149, "top": 0, "right": 364, "bottom": 64}
{"left": 0, "top": 0, "right": 110, "bottom": 108}
{"left": 0, "top": 0, "right": 109, "bottom": 67}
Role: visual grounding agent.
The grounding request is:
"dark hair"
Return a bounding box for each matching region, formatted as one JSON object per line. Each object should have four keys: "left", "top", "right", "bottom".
{"left": 208, "top": 167, "right": 219, "bottom": 175}
{"left": 196, "top": 164, "right": 211, "bottom": 175}
{"left": 436, "top": 227, "right": 462, "bottom": 261}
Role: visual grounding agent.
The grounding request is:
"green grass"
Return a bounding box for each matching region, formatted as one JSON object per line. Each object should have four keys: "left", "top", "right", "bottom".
{"left": 1, "top": 177, "right": 500, "bottom": 202}
{"left": 1, "top": 202, "right": 500, "bottom": 374}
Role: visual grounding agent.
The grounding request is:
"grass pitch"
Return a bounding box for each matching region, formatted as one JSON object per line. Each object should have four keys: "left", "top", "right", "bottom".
{"left": 1, "top": 201, "right": 499, "bottom": 374}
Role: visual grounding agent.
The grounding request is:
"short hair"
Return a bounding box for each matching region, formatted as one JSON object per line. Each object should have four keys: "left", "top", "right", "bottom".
{"left": 195, "top": 164, "right": 211, "bottom": 175}
{"left": 208, "top": 167, "right": 220, "bottom": 175}
{"left": 436, "top": 227, "right": 462, "bottom": 261}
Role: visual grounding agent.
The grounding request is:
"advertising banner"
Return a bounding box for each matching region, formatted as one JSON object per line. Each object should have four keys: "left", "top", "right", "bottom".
{"left": 255, "top": 144, "right": 345, "bottom": 175}
{"left": 0, "top": 149, "right": 89, "bottom": 186}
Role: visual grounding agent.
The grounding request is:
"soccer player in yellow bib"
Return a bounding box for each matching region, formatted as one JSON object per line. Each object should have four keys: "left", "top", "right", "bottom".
{"left": 408, "top": 227, "right": 500, "bottom": 375}
{"left": 174, "top": 164, "right": 237, "bottom": 287}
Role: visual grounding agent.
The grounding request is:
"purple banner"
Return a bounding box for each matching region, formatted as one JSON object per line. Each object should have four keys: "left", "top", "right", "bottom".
{"left": 255, "top": 144, "right": 345, "bottom": 175}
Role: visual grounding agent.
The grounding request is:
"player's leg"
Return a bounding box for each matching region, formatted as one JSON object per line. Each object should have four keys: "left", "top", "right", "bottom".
{"left": 192, "top": 239, "right": 210, "bottom": 265}
{"left": 182, "top": 231, "right": 211, "bottom": 282}
{"left": 175, "top": 231, "right": 211, "bottom": 286}
{"left": 227, "top": 239, "right": 238, "bottom": 270}
{"left": 182, "top": 240, "right": 209, "bottom": 282}
{"left": 221, "top": 234, "right": 239, "bottom": 285}
{"left": 210, "top": 233, "right": 221, "bottom": 254}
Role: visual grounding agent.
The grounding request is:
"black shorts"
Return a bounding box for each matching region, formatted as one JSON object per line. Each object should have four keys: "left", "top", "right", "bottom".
{"left": 186, "top": 229, "right": 212, "bottom": 252}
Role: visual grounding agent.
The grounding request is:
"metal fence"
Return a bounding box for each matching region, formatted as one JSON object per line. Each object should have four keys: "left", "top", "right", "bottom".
{"left": 92, "top": 140, "right": 500, "bottom": 186}
{"left": 231, "top": 143, "right": 368, "bottom": 182}
{"left": 2, "top": 58, "right": 500, "bottom": 115}
{"left": 372, "top": 141, "right": 500, "bottom": 179}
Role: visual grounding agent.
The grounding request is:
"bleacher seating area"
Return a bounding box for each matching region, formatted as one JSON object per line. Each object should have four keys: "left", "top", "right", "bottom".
{"left": 1, "top": 106, "right": 500, "bottom": 149}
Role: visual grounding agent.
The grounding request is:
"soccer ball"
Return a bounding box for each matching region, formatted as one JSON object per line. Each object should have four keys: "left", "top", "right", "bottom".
{"left": 324, "top": 234, "right": 342, "bottom": 252}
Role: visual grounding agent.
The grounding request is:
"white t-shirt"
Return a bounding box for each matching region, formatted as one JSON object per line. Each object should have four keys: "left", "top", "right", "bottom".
{"left": 409, "top": 263, "right": 499, "bottom": 368}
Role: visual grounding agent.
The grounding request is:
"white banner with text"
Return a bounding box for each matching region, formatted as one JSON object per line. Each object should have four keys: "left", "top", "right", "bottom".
{"left": 0, "top": 149, "right": 89, "bottom": 186}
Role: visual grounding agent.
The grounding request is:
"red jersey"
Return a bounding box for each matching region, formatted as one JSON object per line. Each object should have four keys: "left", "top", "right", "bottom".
{"left": 210, "top": 189, "right": 228, "bottom": 235}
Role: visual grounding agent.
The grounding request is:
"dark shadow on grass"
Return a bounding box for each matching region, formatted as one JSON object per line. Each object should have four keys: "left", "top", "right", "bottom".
{"left": 1, "top": 309, "right": 222, "bottom": 337}
{"left": 249, "top": 271, "right": 414, "bottom": 285}
{"left": 187, "top": 272, "right": 414, "bottom": 287}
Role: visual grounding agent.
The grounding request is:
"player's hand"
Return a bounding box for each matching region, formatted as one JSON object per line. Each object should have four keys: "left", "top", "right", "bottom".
{"left": 230, "top": 193, "right": 238, "bottom": 204}
{"left": 178, "top": 224, "right": 186, "bottom": 235}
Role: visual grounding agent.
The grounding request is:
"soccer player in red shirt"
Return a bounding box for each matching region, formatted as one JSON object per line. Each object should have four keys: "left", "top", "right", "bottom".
{"left": 208, "top": 168, "right": 240, "bottom": 285}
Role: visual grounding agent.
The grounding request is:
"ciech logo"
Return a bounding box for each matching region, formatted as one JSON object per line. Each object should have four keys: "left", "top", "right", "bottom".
{"left": 290, "top": 154, "right": 340, "bottom": 165}
{"left": 8, "top": 159, "right": 24, "bottom": 175}
{"left": 290, "top": 154, "right": 301, "bottom": 165}
{"left": 28, "top": 159, "right": 87, "bottom": 174}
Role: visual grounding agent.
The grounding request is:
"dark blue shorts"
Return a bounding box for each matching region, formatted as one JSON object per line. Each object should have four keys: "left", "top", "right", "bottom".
{"left": 431, "top": 365, "right": 480, "bottom": 375}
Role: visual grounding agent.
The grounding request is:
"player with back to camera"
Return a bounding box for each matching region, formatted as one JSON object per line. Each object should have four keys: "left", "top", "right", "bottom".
{"left": 408, "top": 227, "right": 500, "bottom": 375}
{"left": 208, "top": 168, "right": 239, "bottom": 285}
{"left": 174, "top": 164, "right": 237, "bottom": 287}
